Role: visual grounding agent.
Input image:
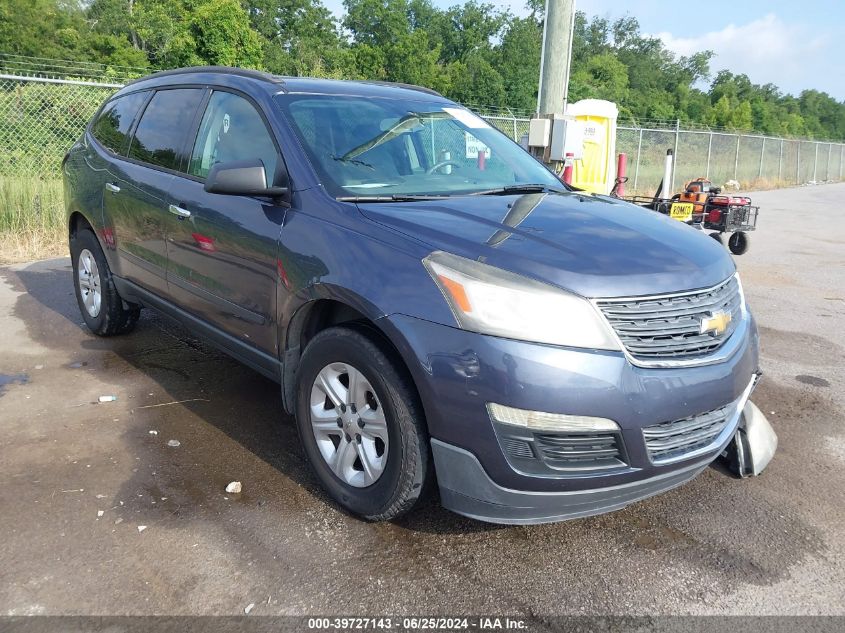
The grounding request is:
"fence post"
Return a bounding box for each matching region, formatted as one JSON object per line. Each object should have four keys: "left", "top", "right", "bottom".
{"left": 813, "top": 143, "right": 818, "bottom": 182}
{"left": 778, "top": 138, "right": 783, "bottom": 182}
{"left": 633, "top": 128, "right": 642, "bottom": 190}
{"left": 759, "top": 137, "right": 765, "bottom": 180}
{"left": 797, "top": 142, "right": 801, "bottom": 184}
{"left": 706, "top": 132, "right": 712, "bottom": 179}
{"left": 671, "top": 119, "right": 680, "bottom": 192}
{"left": 841, "top": 144, "right": 844, "bottom": 181}
{"left": 734, "top": 134, "right": 740, "bottom": 181}
{"left": 512, "top": 116, "right": 517, "bottom": 141}
{"left": 827, "top": 143, "right": 832, "bottom": 181}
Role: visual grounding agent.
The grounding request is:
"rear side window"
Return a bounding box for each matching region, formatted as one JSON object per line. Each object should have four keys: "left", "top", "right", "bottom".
{"left": 90, "top": 91, "right": 148, "bottom": 155}
{"left": 128, "top": 88, "right": 204, "bottom": 171}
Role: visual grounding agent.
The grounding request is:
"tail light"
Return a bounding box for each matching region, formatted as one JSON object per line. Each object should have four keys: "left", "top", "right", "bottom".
{"left": 711, "top": 195, "right": 750, "bottom": 206}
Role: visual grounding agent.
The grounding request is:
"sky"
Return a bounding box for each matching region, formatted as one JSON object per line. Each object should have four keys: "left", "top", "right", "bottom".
{"left": 321, "top": 0, "right": 845, "bottom": 100}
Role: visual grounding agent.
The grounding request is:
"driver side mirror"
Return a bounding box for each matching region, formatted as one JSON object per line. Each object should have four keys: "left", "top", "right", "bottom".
{"left": 204, "top": 158, "right": 288, "bottom": 198}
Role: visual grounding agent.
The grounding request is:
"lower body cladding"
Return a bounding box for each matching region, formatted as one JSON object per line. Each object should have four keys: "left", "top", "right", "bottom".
{"left": 380, "top": 313, "right": 770, "bottom": 525}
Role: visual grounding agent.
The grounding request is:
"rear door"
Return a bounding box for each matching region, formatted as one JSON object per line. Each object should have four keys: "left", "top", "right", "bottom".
{"left": 104, "top": 88, "right": 205, "bottom": 296}
{"left": 165, "top": 89, "right": 286, "bottom": 360}
{"left": 86, "top": 90, "right": 149, "bottom": 271}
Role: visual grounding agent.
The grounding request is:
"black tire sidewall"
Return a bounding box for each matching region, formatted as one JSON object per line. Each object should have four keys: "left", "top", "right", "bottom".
{"left": 729, "top": 231, "right": 749, "bottom": 255}
{"left": 70, "top": 229, "right": 110, "bottom": 333}
{"left": 294, "top": 328, "right": 416, "bottom": 518}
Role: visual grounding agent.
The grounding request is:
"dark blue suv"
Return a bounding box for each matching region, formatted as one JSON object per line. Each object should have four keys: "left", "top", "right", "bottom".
{"left": 63, "top": 67, "right": 761, "bottom": 524}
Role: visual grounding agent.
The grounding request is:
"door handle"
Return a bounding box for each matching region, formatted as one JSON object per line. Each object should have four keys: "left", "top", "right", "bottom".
{"left": 105, "top": 183, "right": 120, "bottom": 193}
{"left": 168, "top": 204, "right": 191, "bottom": 219}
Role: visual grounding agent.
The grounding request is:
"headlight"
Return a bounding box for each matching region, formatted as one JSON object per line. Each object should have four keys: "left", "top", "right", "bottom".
{"left": 487, "top": 403, "right": 620, "bottom": 432}
{"left": 423, "top": 251, "right": 620, "bottom": 350}
{"left": 735, "top": 272, "right": 748, "bottom": 317}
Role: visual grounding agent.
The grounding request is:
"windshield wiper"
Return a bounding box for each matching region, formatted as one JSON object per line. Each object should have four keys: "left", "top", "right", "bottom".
{"left": 332, "top": 155, "right": 375, "bottom": 170}
{"left": 336, "top": 194, "right": 454, "bottom": 202}
{"left": 469, "top": 184, "right": 570, "bottom": 196}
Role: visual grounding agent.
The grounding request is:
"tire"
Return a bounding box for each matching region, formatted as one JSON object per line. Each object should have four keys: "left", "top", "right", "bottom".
{"left": 295, "top": 325, "right": 431, "bottom": 521}
{"left": 709, "top": 232, "right": 724, "bottom": 245}
{"left": 70, "top": 227, "right": 140, "bottom": 336}
{"left": 728, "top": 231, "right": 750, "bottom": 255}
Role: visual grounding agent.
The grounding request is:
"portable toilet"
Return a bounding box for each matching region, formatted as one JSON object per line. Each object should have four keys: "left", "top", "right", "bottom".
{"left": 565, "top": 99, "right": 618, "bottom": 195}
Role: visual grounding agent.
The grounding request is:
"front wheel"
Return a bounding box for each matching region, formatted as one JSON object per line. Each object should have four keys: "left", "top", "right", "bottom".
{"left": 728, "top": 231, "right": 750, "bottom": 255}
{"left": 295, "top": 326, "right": 431, "bottom": 521}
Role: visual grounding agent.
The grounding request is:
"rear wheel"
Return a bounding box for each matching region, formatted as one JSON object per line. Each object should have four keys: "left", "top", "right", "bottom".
{"left": 295, "top": 326, "right": 430, "bottom": 521}
{"left": 70, "top": 228, "right": 140, "bottom": 336}
{"left": 728, "top": 231, "right": 750, "bottom": 255}
{"left": 709, "top": 232, "right": 724, "bottom": 245}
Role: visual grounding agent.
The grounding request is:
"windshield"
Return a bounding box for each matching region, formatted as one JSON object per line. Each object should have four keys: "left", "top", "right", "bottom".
{"left": 274, "top": 94, "right": 563, "bottom": 198}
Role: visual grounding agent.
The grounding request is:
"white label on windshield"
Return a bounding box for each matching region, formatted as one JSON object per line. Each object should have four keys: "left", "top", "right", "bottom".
{"left": 465, "top": 132, "right": 491, "bottom": 159}
{"left": 443, "top": 107, "right": 491, "bottom": 129}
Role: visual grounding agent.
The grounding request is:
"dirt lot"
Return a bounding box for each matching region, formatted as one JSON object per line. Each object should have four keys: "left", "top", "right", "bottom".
{"left": 1, "top": 184, "right": 844, "bottom": 618}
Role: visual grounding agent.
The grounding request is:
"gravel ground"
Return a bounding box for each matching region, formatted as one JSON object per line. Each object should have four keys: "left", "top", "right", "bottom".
{"left": 0, "top": 183, "right": 843, "bottom": 618}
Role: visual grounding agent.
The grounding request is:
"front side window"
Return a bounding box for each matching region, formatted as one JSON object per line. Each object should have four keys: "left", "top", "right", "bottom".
{"left": 189, "top": 91, "right": 278, "bottom": 181}
{"left": 128, "top": 88, "right": 204, "bottom": 171}
{"left": 275, "top": 94, "right": 561, "bottom": 198}
{"left": 90, "top": 91, "right": 148, "bottom": 155}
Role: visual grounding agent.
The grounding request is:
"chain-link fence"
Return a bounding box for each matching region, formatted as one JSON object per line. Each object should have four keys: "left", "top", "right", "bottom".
{"left": 3, "top": 72, "right": 845, "bottom": 191}
{"left": 616, "top": 124, "right": 845, "bottom": 195}
{"left": 0, "top": 75, "right": 121, "bottom": 177}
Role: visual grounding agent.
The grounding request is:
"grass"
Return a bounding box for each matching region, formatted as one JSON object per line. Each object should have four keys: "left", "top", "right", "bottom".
{"left": 0, "top": 176, "right": 67, "bottom": 264}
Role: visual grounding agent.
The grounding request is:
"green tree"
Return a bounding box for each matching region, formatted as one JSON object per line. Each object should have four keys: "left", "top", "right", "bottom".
{"left": 427, "top": 1, "right": 505, "bottom": 63}
{"left": 344, "top": 0, "right": 416, "bottom": 49}
{"left": 193, "top": 0, "right": 264, "bottom": 67}
{"left": 4, "top": 0, "right": 845, "bottom": 141}
{"left": 384, "top": 30, "right": 448, "bottom": 93}
{"left": 247, "top": 0, "right": 345, "bottom": 75}
{"left": 570, "top": 53, "right": 629, "bottom": 104}
{"left": 495, "top": 15, "right": 541, "bottom": 112}
{"left": 446, "top": 51, "right": 505, "bottom": 106}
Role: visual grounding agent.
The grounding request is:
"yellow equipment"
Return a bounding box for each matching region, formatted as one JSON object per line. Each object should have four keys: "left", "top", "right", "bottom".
{"left": 565, "top": 99, "right": 618, "bottom": 195}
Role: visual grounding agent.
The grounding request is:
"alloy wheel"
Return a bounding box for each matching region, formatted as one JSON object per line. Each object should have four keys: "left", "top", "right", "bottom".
{"left": 77, "top": 248, "right": 102, "bottom": 318}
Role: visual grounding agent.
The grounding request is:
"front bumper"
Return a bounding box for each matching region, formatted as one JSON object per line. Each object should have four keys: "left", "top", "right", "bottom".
{"left": 379, "top": 313, "right": 760, "bottom": 524}
{"left": 432, "top": 440, "right": 713, "bottom": 524}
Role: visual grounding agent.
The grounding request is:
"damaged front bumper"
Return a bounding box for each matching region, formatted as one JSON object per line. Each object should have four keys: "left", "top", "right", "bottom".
{"left": 722, "top": 399, "right": 778, "bottom": 477}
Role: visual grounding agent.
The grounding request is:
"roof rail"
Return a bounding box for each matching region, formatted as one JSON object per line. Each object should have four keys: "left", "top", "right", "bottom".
{"left": 125, "top": 66, "right": 285, "bottom": 87}
{"left": 359, "top": 80, "right": 443, "bottom": 97}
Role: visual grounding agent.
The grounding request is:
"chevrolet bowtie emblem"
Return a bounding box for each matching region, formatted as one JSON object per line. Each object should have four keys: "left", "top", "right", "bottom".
{"left": 701, "top": 310, "right": 732, "bottom": 336}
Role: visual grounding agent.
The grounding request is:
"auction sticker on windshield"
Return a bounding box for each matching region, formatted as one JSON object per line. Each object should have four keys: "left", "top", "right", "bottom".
{"left": 669, "top": 202, "right": 694, "bottom": 222}
{"left": 443, "top": 107, "right": 491, "bottom": 129}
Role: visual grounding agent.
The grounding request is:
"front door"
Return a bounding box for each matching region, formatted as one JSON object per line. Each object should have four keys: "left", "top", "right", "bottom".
{"left": 165, "top": 89, "right": 286, "bottom": 360}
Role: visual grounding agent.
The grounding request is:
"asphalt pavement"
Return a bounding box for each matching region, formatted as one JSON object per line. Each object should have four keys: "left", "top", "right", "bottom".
{"left": 1, "top": 183, "right": 843, "bottom": 617}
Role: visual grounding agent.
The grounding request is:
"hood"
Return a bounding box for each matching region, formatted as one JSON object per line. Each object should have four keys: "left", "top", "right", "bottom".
{"left": 358, "top": 192, "right": 736, "bottom": 298}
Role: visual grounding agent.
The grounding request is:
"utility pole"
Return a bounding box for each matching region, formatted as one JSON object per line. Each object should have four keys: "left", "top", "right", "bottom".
{"left": 537, "top": 0, "right": 576, "bottom": 115}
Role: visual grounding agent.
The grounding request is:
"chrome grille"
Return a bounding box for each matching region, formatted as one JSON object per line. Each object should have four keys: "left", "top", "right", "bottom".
{"left": 643, "top": 405, "right": 732, "bottom": 463}
{"left": 595, "top": 276, "right": 742, "bottom": 362}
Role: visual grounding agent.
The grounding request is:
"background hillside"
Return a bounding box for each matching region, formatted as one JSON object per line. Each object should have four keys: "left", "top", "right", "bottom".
{"left": 1, "top": 0, "right": 844, "bottom": 139}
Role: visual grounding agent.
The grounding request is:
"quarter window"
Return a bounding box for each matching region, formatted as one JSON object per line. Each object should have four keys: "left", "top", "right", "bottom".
{"left": 90, "top": 91, "right": 148, "bottom": 155}
{"left": 128, "top": 88, "right": 204, "bottom": 171}
{"left": 189, "top": 91, "right": 278, "bottom": 182}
